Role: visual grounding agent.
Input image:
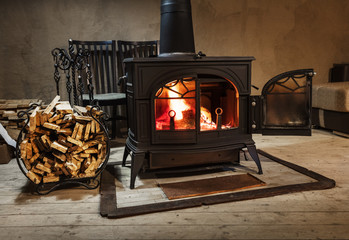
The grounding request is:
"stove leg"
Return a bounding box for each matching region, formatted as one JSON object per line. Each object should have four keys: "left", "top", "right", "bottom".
{"left": 130, "top": 153, "right": 145, "bottom": 189}
{"left": 246, "top": 144, "right": 263, "bottom": 174}
{"left": 122, "top": 145, "right": 130, "bottom": 167}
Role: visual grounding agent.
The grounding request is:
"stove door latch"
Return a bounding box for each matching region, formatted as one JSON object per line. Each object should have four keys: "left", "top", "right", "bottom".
{"left": 194, "top": 51, "right": 206, "bottom": 59}
{"left": 249, "top": 95, "right": 262, "bottom": 133}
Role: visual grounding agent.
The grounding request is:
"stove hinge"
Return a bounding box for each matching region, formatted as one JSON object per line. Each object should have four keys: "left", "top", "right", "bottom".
{"left": 249, "top": 95, "right": 262, "bottom": 133}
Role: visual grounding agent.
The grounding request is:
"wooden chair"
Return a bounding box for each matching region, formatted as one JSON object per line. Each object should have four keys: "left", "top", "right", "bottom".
{"left": 116, "top": 40, "right": 158, "bottom": 167}
{"left": 68, "top": 39, "right": 127, "bottom": 139}
{"left": 117, "top": 40, "right": 158, "bottom": 86}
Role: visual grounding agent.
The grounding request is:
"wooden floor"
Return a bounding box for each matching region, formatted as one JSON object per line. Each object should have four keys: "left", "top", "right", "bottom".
{"left": 0, "top": 129, "right": 348, "bottom": 239}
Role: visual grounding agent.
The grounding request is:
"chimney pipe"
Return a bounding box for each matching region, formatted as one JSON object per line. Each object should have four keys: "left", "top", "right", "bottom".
{"left": 159, "top": 0, "right": 195, "bottom": 57}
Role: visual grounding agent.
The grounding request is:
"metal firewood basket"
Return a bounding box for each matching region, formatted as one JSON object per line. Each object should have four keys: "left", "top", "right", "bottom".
{"left": 15, "top": 104, "right": 110, "bottom": 195}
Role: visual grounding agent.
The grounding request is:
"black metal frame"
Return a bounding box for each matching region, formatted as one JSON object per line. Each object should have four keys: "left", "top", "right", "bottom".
{"left": 117, "top": 40, "right": 159, "bottom": 95}
{"left": 51, "top": 47, "right": 92, "bottom": 106}
{"left": 121, "top": 56, "right": 263, "bottom": 189}
{"left": 250, "top": 69, "right": 315, "bottom": 135}
{"left": 100, "top": 149, "right": 335, "bottom": 218}
{"left": 68, "top": 39, "right": 127, "bottom": 139}
{"left": 154, "top": 76, "right": 239, "bottom": 132}
{"left": 154, "top": 77, "right": 196, "bottom": 131}
{"left": 15, "top": 105, "right": 110, "bottom": 195}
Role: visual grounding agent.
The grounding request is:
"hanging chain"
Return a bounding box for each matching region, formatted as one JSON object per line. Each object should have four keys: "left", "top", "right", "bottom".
{"left": 52, "top": 46, "right": 91, "bottom": 107}
{"left": 53, "top": 64, "right": 60, "bottom": 95}
{"left": 86, "top": 62, "right": 94, "bottom": 103}
{"left": 65, "top": 69, "right": 72, "bottom": 104}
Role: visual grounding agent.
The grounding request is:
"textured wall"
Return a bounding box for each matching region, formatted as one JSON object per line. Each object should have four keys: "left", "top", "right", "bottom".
{"left": 192, "top": 0, "right": 349, "bottom": 94}
{"left": 0, "top": 0, "right": 349, "bottom": 102}
{"left": 0, "top": 0, "right": 160, "bottom": 102}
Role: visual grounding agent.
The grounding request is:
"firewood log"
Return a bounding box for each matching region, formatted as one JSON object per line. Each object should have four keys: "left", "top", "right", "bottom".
{"left": 43, "top": 175, "right": 60, "bottom": 183}
{"left": 50, "top": 141, "right": 68, "bottom": 153}
{"left": 18, "top": 96, "right": 107, "bottom": 185}
{"left": 29, "top": 106, "right": 40, "bottom": 133}
{"left": 27, "top": 171, "right": 42, "bottom": 184}
{"left": 43, "top": 96, "right": 60, "bottom": 114}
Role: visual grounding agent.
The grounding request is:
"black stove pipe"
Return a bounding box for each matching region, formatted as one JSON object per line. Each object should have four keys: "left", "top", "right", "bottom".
{"left": 159, "top": 0, "right": 196, "bottom": 57}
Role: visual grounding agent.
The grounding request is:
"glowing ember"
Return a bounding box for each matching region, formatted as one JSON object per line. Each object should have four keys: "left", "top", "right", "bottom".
{"left": 168, "top": 91, "right": 190, "bottom": 121}
{"left": 155, "top": 79, "right": 196, "bottom": 130}
{"left": 200, "top": 107, "right": 216, "bottom": 130}
{"left": 155, "top": 77, "right": 239, "bottom": 131}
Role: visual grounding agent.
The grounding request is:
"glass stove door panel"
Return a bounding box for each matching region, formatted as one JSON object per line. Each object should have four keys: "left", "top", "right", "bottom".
{"left": 264, "top": 93, "right": 308, "bottom": 127}
{"left": 200, "top": 80, "right": 239, "bottom": 131}
{"left": 250, "top": 69, "right": 313, "bottom": 136}
{"left": 261, "top": 69, "right": 312, "bottom": 132}
{"left": 155, "top": 77, "right": 196, "bottom": 131}
{"left": 154, "top": 77, "right": 240, "bottom": 133}
{"left": 155, "top": 98, "right": 196, "bottom": 130}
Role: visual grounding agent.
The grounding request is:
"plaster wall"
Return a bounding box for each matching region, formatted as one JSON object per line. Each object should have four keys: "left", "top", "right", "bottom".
{"left": 0, "top": 0, "right": 348, "bottom": 102}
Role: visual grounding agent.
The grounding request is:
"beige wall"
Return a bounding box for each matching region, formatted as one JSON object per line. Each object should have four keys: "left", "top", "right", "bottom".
{"left": 1, "top": 0, "right": 349, "bottom": 102}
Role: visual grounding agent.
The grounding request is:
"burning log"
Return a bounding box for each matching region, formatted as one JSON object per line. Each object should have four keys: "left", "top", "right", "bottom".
{"left": 18, "top": 96, "right": 107, "bottom": 185}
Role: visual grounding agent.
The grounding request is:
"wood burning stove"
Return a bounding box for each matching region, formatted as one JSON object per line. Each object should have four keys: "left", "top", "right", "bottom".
{"left": 121, "top": 0, "right": 314, "bottom": 189}
{"left": 122, "top": 56, "right": 263, "bottom": 188}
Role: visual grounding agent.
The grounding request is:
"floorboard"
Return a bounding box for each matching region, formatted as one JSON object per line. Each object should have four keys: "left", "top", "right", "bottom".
{"left": 0, "top": 129, "right": 348, "bottom": 239}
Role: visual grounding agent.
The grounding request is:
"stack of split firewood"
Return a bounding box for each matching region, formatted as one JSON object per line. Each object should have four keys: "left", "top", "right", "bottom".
{"left": 19, "top": 96, "right": 107, "bottom": 184}
{"left": 0, "top": 99, "right": 43, "bottom": 140}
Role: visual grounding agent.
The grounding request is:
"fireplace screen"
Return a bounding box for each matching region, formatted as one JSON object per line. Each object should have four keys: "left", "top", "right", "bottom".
{"left": 155, "top": 77, "right": 196, "bottom": 130}
{"left": 250, "top": 69, "right": 314, "bottom": 136}
{"left": 200, "top": 79, "right": 239, "bottom": 131}
{"left": 154, "top": 76, "right": 239, "bottom": 131}
{"left": 262, "top": 71, "right": 310, "bottom": 128}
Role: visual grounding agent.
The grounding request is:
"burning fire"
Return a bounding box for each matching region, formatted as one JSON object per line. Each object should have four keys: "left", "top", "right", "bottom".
{"left": 155, "top": 78, "right": 238, "bottom": 131}
{"left": 168, "top": 88, "right": 190, "bottom": 121}
{"left": 155, "top": 79, "right": 196, "bottom": 130}
{"left": 200, "top": 107, "right": 217, "bottom": 130}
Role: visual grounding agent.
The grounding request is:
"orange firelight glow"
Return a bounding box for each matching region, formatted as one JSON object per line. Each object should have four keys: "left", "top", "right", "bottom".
{"left": 155, "top": 78, "right": 196, "bottom": 130}
{"left": 200, "top": 106, "right": 217, "bottom": 130}
{"left": 155, "top": 77, "right": 239, "bottom": 131}
{"left": 168, "top": 86, "right": 191, "bottom": 121}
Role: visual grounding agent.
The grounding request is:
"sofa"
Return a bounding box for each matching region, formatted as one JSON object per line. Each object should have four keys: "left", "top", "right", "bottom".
{"left": 312, "top": 64, "right": 349, "bottom": 134}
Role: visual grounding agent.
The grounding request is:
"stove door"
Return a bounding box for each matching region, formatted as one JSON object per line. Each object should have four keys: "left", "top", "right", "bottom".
{"left": 250, "top": 69, "right": 314, "bottom": 136}
{"left": 153, "top": 76, "right": 197, "bottom": 144}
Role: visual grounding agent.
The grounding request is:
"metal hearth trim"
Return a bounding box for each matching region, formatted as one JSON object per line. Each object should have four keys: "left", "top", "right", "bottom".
{"left": 100, "top": 149, "right": 335, "bottom": 218}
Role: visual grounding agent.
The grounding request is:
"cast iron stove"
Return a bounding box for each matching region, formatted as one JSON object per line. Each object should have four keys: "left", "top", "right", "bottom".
{"left": 121, "top": 0, "right": 264, "bottom": 188}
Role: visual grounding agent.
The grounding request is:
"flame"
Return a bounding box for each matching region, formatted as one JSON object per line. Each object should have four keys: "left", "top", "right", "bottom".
{"left": 200, "top": 107, "right": 217, "bottom": 130}
{"left": 168, "top": 87, "right": 191, "bottom": 121}
{"left": 155, "top": 77, "right": 239, "bottom": 131}
{"left": 155, "top": 80, "right": 195, "bottom": 130}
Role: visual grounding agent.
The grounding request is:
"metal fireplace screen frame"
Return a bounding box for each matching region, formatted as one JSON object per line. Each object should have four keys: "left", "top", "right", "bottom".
{"left": 251, "top": 69, "right": 314, "bottom": 135}
{"left": 122, "top": 56, "right": 262, "bottom": 189}
{"left": 155, "top": 77, "right": 196, "bottom": 131}
{"left": 153, "top": 74, "right": 240, "bottom": 141}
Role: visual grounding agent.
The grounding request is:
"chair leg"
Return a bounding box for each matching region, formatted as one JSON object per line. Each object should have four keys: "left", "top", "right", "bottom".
{"left": 111, "top": 106, "right": 117, "bottom": 139}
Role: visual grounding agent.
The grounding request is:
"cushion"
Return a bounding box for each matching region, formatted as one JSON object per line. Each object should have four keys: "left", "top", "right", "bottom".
{"left": 312, "top": 82, "right": 349, "bottom": 112}
{"left": 82, "top": 93, "right": 126, "bottom": 101}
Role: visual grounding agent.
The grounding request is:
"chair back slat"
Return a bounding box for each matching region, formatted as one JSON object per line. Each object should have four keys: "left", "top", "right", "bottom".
{"left": 90, "top": 44, "right": 97, "bottom": 93}
{"left": 117, "top": 40, "right": 158, "bottom": 77}
{"left": 111, "top": 42, "right": 117, "bottom": 92}
{"left": 98, "top": 45, "right": 105, "bottom": 93}
{"left": 69, "top": 39, "right": 117, "bottom": 98}
{"left": 52, "top": 39, "right": 126, "bottom": 138}
{"left": 104, "top": 44, "right": 112, "bottom": 93}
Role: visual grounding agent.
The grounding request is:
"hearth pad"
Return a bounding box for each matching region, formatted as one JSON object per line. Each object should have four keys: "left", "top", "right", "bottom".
{"left": 100, "top": 149, "right": 335, "bottom": 218}
{"left": 159, "top": 174, "right": 265, "bottom": 200}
